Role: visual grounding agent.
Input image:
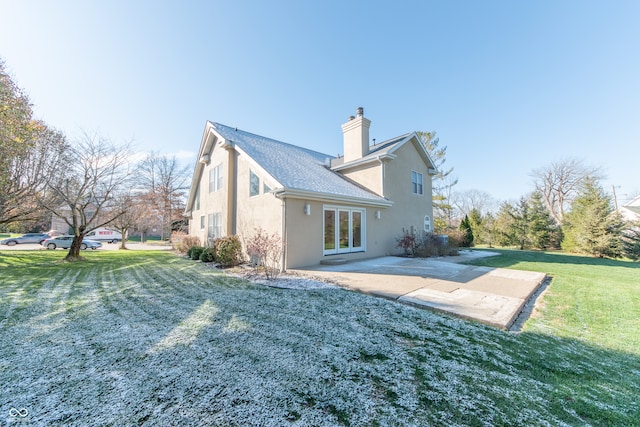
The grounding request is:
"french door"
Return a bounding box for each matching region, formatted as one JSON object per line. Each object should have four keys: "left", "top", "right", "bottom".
{"left": 323, "top": 206, "right": 365, "bottom": 255}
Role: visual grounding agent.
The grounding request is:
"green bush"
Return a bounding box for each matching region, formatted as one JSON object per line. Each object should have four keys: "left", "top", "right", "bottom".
{"left": 214, "top": 235, "right": 242, "bottom": 268}
{"left": 189, "top": 246, "right": 205, "bottom": 260}
{"left": 199, "top": 247, "right": 216, "bottom": 263}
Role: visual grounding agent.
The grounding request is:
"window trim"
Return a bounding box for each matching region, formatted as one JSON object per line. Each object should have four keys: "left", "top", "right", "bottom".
{"left": 249, "top": 169, "right": 260, "bottom": 197}
{"left": 411, "top": 170, "right": 423, "bottom": 195}
{"left": 424, "top": 215, "right": 431, "bottom": 232}
{"left": 207, "top": 212, "right": 222, "bottom": 240}
{"left": 209, "top": 163, "right": 223, "bottom": 193}
{"left": 323, "top": 205, "right": 366, "bottom": 255}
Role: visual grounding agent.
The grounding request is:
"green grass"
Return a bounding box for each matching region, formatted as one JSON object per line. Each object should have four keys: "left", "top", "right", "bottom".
{"left": 1, "top": 249, "right": 639, "bottom": 425}
{"left": 466, "top": 248, "right": 640, "bottom": 354}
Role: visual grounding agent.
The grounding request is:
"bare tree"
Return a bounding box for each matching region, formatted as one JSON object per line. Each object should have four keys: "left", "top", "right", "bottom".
{"left": 40, "top": 133, "right": 131, "bottom": 260}
{"left": 137, "top": 152, "right": 190, "bottom": 240}
{"left": 453, "top": 189, "right": 498, "bottom": 218}
{"left": 530, "top": 157, "right": 603, "bottom": 224}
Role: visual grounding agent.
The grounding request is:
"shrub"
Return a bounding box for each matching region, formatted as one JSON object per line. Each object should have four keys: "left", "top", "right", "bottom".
{"left": 172, "top": 232, "right": 201, "bottom": 254}
{"left": 214, "top": 235, "right": 242, "bottom": 268}
{"left": 415, "top": 232, "right": 455, "bottom": 257}
{"left": 446, "top": 229, "right": 467, "bottom": 249}
{"left": 396, "top": 229, "right": 419, "bottom": 256}
{"left": 199, "top": 247, "right": 216, "bottom": 263}
{"left": 244, "top": 227, "right": 283, "bottom": 279}
{"left": 189, "top": 246, "right": 205, "bottom": 260}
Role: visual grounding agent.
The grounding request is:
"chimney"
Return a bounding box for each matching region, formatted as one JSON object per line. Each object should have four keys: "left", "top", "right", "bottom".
{"left": 341, "top": 107, "right": 370, "bottom": 163}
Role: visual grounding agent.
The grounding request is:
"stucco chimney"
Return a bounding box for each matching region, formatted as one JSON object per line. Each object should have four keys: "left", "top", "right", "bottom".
{"left": 341, "top": 107, "right": 370, "bottom": 163}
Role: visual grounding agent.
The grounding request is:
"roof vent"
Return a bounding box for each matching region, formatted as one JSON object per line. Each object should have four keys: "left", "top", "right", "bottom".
{"left": 356, "top": 107, "right": 364, "bottom": 117}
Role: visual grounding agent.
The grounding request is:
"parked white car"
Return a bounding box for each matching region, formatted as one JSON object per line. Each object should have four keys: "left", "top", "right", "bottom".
{"left": 41, "top": 235, "right": 103, "bottom": 250}
{"left": 85, "top": 228, "right": 123, "bottom": 243}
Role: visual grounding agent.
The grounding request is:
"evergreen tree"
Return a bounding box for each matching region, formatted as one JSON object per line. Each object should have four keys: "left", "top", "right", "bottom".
{"left": 494, "top": 201, "right": 518, "bottom": 247}
{"left": 622, "top": 224, "right": 640, "bottom": 261}
{"left": 417, "top": 131, "right": 458, "bottom": 231}
{"left": 467, "top": 208, "right": 484, "bottom": 245}
{"left": 511, "top": 197, "right": 530, "bottom": 250}
{"left": 482, "top": 212, "right": 497, "bottom": 248}
{"left": 459, "top": 214, "right": 474, "bottom": 247}
{"left": 527, "top": 191, "right": 558, "bottom": 249}
{"left": 562, "top": 178, "right": 624, "bottom": 257}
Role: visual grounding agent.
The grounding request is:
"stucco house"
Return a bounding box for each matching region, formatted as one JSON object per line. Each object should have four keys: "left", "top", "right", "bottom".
{"left": 184, "top": 108, "right": 436, "bottom": 269}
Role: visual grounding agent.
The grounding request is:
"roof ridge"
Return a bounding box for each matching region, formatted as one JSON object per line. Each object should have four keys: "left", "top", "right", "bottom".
{"left": 211, "top": 122, "right": 334, "bottom": 159}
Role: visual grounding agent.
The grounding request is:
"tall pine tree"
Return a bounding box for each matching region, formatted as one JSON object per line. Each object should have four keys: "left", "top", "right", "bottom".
{"left": 417, "top": 131, "right": 457, "bottom": 231}
{"left": 562, "top": 178, "right": 624, "bottom": 257}
{"left": 527, "top": 191, "right": 559, "bottom": 249}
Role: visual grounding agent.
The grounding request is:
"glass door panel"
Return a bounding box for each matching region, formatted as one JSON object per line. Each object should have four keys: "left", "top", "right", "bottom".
{"left": 352, "top": 211, "right": 362, "bottom": 249}
{"left": 324, "top": 209, "right": 336, "bottom": 253}
{"left": 339, "top": 210, "right": 350, "bottom": 250}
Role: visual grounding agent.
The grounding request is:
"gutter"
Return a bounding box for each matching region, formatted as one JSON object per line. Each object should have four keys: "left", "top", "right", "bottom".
{"left": 331, "top": 153, "right": 396, "bottom": 172}
{"left": 272, "top": 188, "right": 392, "bottom": 208}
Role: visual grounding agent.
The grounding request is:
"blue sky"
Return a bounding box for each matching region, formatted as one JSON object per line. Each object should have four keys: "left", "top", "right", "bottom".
{"left": 1, "top": 1, "right": 638, "bottom": 204}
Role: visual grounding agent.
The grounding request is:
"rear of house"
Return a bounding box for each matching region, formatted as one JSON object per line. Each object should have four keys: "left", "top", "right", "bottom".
{"left": 185, "top": 108, "right": 436, "bottom": 269}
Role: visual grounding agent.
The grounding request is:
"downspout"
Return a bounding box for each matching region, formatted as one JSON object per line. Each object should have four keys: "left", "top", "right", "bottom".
{"left": 281, "top": 197, "right": 287, "bottom": 272}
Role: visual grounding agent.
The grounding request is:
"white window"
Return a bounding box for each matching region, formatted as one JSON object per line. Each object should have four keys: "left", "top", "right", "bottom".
{"left": 323, "top": 206, "right": 365, "bottom": 255}
{"left": 250, "top": 170, "right": 260, "bottom": 197}
{"left": 208, "top": 213, "right": 222, "bottom": 239}
{"left": 209, "top": 164, "right": 223, "bottom": 193}
{"left": 424, "top": 215, "right": 431, "bottom": 232}
{"left": 200, "top": 215, "right": 205, "bottom": 230}
{"left": 263, "top": 182, "right": 272, "bottom": 193}
{"left": 195, "top": 184, "right": 200, "bottom": 210}
{"left": 411, "top": 171, "right": 423, "bottom": 195}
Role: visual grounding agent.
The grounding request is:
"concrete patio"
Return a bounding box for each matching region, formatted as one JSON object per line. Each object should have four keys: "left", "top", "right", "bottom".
{"left": 294, "top": 251, "right": 547, "bottom": 330}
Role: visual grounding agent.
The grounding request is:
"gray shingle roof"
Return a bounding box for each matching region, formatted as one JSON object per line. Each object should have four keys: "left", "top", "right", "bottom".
{"left": 211, "top": 122, "right": 387, "bottom": 202}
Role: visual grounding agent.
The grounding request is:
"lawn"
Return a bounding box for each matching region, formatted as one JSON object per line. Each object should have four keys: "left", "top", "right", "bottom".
{"left": 1, "top": 250, "right": 638, "bottom": 426}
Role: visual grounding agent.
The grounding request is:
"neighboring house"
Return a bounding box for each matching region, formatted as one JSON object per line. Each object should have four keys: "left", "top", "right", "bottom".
{"left": 184, "top": 108, "right": 436, "bottom": 269}
{"left": 619, "top": 195, "right": 640, "bottom": 223}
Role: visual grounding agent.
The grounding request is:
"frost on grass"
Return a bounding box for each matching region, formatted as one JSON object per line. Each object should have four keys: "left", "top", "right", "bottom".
{"left": 1, "top": 253, "right": 638, "bottom": 426}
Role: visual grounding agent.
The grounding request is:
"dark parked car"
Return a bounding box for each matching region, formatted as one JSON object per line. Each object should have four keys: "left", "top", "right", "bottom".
{"left": 0, "top": 233, "right": 50, "bottom": 246}
{"left": 41, "top": 235, "right": 103, "bottom": 250}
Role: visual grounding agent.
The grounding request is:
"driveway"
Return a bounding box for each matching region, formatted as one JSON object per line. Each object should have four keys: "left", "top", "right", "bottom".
{"left": 294, "top": 251, "right": 547, "bottom": 330}
{"left": 0, "top": 242, "right": 173, "bottom": 251}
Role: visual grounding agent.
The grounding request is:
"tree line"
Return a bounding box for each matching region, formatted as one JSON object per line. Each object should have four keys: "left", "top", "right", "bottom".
{"left": 420, "top": 132, "right": 639, "bottom": 260}
{"left": 0, "top": 59, "right": 190, "bottom": 260}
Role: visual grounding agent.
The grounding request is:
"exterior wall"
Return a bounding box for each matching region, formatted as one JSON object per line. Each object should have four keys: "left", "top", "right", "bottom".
{"left": 234, "top": 152, "right": 282, "bottom": 241}
{"left": 188, "top": 144, "right": 230, "bottom": 246}
{"left": 284, "top": 199, "right": 386, "bottom": 268}
{"left": 340, "top": 162, "right": 384, "bottom": 196}
{"left": 378, "top": 141, "right": 434, "bottom": 251}
{"left": 283, "top": 141, "right": 434, "bottom": 269}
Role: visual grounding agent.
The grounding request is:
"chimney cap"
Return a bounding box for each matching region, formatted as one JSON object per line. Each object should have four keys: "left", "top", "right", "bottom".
{"left": 356, "top": 107, "right": 364, "bottom": 117}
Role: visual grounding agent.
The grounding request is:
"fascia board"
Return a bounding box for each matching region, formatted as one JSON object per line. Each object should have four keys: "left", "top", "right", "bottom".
{"left": 184, "top": 122, "right": 225, "bottom": 215}
{"left": 386, "top": 133, "right": 438, "bottom": 172}
{"left": 273, "top": 188, "right": 393, "bottom": 207}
